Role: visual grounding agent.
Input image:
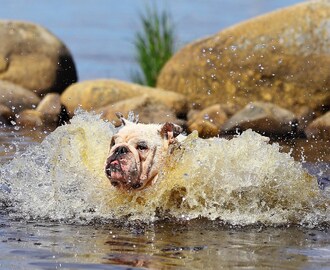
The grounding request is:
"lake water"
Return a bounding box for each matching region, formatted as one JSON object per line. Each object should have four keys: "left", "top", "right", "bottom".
{"left": 2, "top": 1, "right": 330, "bottom": 269}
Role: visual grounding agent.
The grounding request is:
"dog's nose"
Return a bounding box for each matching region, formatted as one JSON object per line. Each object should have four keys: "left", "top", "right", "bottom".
{"left": 115, "top": 146, "right": 129, "bottom": 155}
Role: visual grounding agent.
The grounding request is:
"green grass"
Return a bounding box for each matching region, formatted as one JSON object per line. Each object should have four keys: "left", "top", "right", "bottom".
{"left": 132, "top": 6, "right": 176, "bottom": 87}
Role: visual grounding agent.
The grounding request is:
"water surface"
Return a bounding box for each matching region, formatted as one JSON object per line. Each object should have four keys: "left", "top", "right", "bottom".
{"left": 1, "top": 218, "right": 330, "bottom": 270}
{"left": 0, "top": 112, "right": 330, "bottom": 269}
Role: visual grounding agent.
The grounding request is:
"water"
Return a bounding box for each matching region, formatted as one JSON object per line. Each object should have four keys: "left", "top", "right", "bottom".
{"left": 1, "top": 0, "right": 330, "bottom": 268}
{"left": 1, "top": 219, "right": 330, "bottom": 270}
{"left": 1, "top": 111, "right": 328, "bottom": 225}
{"left": 0, "top": 111, "right": 330, "bottom": 269}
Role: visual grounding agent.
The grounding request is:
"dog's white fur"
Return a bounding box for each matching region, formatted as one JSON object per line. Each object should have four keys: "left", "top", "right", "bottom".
{"left": 105, "top": 114, "right": 183, "bottom": 191}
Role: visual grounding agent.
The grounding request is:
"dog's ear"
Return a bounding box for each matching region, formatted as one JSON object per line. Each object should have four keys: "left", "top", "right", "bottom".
{"left": 159, "top": 122, "right": 183, "bottom": 142}
{"left": 116, "top": 112, "right": 139, "bottom": 126}
{"left": 116, "top": 112, "right": 131, "bottom": 126}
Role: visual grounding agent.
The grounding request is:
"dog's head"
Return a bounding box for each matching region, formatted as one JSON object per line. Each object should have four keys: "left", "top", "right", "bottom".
{"left": 105, "top": 113, "right": 182, "bottom": 191}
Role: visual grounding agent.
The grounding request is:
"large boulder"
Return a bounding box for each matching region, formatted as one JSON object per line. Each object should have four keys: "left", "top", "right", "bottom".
{"left": 0, "top": 80, "right": 40, "bottom": 113}
{"left": 157, "top": 0, "right": 330, "bottom": 114}
{"left": 0, "top": 20, "right": 77, "bottom": 96}
{"left": 61, "top": 79, "right": 189, "bottom": 117}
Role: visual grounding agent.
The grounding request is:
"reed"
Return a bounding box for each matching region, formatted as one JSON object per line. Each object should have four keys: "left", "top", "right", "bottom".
{"left": 132, "top": 6, "right": 175, "bottom": 86}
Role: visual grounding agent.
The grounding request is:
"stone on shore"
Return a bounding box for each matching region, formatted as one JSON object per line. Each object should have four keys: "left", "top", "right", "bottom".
{"left": 96, "top": 95, "right": 181, "bottom": 126}
{"left": 16, "top": 109, "right": 43, "bottom": 127}
{"left": 222, "top": 102, "right": 297, "bottom": 136}
{"left": 157, "top": 0, "right": 330, "bottom": 115}
{"left": 0, "top": 80, "right": 40, "bottom": 113}
{"left": 36, "top": 93, "right": 62, "bottom": 124}
{"left": 305, "top": 111, "right": 330, "bottom": 139}
{"left": 0, "top": 20, "right": 77, "bottom": 96}
{"left": 61, "top": 79, "right": 189, "bottom": 117}
{"left": 187, "top": 104, "right": 228, "bottom": 138}
{"left": 0, "top": 104, "right": 14, "bottom": 125}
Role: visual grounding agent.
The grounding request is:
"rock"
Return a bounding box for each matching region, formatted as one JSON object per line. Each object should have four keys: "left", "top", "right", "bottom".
{"left": 305, "top": 111, "right": 330, "bottom": 139}
{"left": 0, "top": 20, "right": 77, "bottom": 96}
{"left": 36, "top": 93, "right": 61, "bottom": 124}
{"left": 222, "top": 102, "right": 297, "bottom": 136}
{"left": 0, "top": 104, "right": 14, "bottom": 125}
{"left": 96, "top": 95, "right": 183, "bottom": 126}
{"left": 61, "top": 79, "right": 189, "bottom": 117}
{"left": 187, "top": 104, "right": 228, "bottom": 138}
{"left": 138, "top": 103, "right": 185, "bottom": 126}
{"left": 0, "top": 80, "right": 40, "bottom": 113}
{"left": 16, "top": 109, "right": 43, "bottom": 127}
{"left": 157, "top": 0, "right": 330, "bottom": 114}
{"left": 295, "top": 106, "right": 319, "bottom": 134}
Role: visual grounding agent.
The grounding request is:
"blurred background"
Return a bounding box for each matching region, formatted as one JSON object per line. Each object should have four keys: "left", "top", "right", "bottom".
{"left": 0, "top": 0, "right": 303, "bottom": 82}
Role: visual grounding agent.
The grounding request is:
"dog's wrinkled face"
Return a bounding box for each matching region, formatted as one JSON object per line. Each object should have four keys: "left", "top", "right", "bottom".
{"left": 105, "top": 116, "right": 182, "bottom": 191}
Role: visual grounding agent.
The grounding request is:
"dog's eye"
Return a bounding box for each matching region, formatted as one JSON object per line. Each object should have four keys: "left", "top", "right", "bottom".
{"left": 137, "top": 142, "right": 148, "bottom": 151}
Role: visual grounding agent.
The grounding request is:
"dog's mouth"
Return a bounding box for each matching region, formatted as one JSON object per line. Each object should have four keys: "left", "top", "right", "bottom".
{"left": 105, "top": 154, "right": 141, "bottom": 190}
{"left": 105, "top": 159, "right": 123, "bottom": 182}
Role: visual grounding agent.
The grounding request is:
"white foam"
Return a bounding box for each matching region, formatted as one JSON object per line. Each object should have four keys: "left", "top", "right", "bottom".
{"left": 0, "top": 111, "right": 328, "bottom": 226}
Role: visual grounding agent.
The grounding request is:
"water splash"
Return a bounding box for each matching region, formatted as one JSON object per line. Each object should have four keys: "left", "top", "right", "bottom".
{"left": 0, "top": 111, "right": 328, "bottom": 226}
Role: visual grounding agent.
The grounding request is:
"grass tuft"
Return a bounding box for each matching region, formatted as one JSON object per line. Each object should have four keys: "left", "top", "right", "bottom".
{"left": 131, "top": 5, "right": 176, "bottom": 87}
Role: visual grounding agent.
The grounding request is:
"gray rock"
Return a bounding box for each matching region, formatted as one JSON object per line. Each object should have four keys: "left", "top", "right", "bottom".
{"left": 36, "top": 93, "right": 61, "bottom": 124}
{"left": 305, "top": 111, "right": 330, "bottom": 139}
{"left": 0, "top": 80, "right": 40, "bottom": 114}
{"left": 222, "top": 102, "right": 297, "bottom": 136}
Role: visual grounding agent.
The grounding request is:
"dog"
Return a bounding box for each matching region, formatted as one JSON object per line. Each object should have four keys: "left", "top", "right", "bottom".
{"left": 105, "top": 113, "right": 184, "bottom": 191}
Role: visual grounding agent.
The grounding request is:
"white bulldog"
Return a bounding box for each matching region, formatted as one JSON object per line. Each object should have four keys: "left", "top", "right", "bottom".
{"left": 105, "top": 113, "right": 184, "bottom": 191}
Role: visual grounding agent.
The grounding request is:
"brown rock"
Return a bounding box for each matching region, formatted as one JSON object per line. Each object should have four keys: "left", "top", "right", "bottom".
{"left": 16, "top": 109, "right": 43, "bottom": 127}
{"left": 36, "top": 93, "right": 61, "bottom": 124}
{"left": 157, "top": 0, "right": 330, "bottom": 114}
{"left": 305, "top": 111, "right": 330, "bottom": 139}
{"left": 222, "top": 102, "right": 297, "bottom": 136}
{"left": 0, "top": 80, "right": 40, "bottom": 113}
{"left": 0, "top": 20, "right": 77, "bottom": 96}
{"left": 295, "top": 106, "right": 319, "bottom": 134}
{"left": 0, "top": 104, "right": 14, "bottom": 124}
{"left": 138, "top": 103, "right": 184, "bottom": 126}
{"left": 96, "top": 95, "right": 182, "bottom": 126}
{"left": 61, "top": 79, "right": 189, "bottom": 117}
{"left": 187, "top": 104, "right": 228, "bottom": 138}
